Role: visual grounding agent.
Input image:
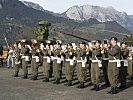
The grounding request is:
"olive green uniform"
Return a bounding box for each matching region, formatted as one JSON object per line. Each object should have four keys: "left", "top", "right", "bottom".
{"left": 42, "top": 49, "right": 53, "bottom": 82}
{"left": 53, "top": 48, "right": 62, "bottom": 84}
{"left": 102, "top": 48, "right": 110, "bottom": 86}
{"left": 128, "top": 53, "right": 133, "bottom": 80}
{"left": 108, "top": 45, "right": 120, "bottom": 88}
{"left": 14, "top": 48, "right": 21, "bottom": 77}
{"left": 76, "top": 48, "right": 87, "bottom": 88}
{"left": 120, "top": 47, "right": 129, "bottom": 88}
{"left": 31, "top": 47, "right": 40, "bottom": 80}
{"left": 91, "top": 48, "right": 102, "bottom": 86}
{"left": 64, "top": 48, "right": 75, "bottom": 86}
{"left": 21, "top": 47, "right": 30, "bottom": 78}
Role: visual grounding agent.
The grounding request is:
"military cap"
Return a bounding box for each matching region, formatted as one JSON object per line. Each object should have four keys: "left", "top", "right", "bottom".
{"left": 103, "top": 39, "right": 108, "bottom": 44}
{"left": 56, "top": 40, "right": 62, "bottom": 45}
{"left": 121, "top": 41, "right": 127, "bottom": 45}
{"left": 79, "top": 41, "right": 86, "bottom": 45}
{"left": 96, "top": 40, "right": 101, "bottom": 44}
{"left": 67, "top": 43, "right": 72, "bottom": 46}
{"left": 110, "top": 37, "right": 117, "bottom": 41}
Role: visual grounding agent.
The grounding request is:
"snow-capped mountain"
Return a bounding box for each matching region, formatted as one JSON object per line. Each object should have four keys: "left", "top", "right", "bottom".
{"left": 62, "top": 5, "right": 133, "bottom": 31}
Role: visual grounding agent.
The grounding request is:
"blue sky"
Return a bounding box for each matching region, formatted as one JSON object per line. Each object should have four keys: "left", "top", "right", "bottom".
{"left": 20, "top": 0, "right": 133, "bottom": 15}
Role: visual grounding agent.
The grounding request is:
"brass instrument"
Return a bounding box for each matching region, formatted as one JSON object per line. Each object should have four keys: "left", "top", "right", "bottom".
{"left": 101, "top": 47, "right": 105, "bottom": 54}
{"left": 47, "top": 49, "right": 52, "bottom": 56}
{"left": 86, "top": 48, "right": 90, "bottom": 55}
{"left": 128, "top": 53, "right": 133, "bottom": 60}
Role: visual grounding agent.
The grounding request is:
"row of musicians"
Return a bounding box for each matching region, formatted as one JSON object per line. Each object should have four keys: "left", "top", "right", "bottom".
{"left": 13, "top": 37, "right": 133, "bottom": 94}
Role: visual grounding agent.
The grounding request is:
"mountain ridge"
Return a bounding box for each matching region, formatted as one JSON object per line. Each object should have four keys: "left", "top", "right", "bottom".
{"left": 62, "top": 5, "right": 133, "bottom": 31}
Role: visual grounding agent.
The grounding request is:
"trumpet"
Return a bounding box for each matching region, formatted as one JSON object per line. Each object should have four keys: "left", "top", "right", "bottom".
{"left": 101, "top": 47, "right": 105, "bottom": 54}
{"left": 128, "top": 53, "right": 133, "bottom": 60}
{"left": 36, "top": 49, "right": 40, "bottom": 53}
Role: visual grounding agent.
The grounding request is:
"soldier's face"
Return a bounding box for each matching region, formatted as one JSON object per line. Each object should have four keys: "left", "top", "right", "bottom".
{"left": 111, "top": 39, "right": 116, "bottom": 45}
{"left": 95, "top": 42, "right": 100, "bottom": 48}
{"left": 79, "top": 44, "right": 83, "bottom": 48}
{"left": 46, "top": 45, "right": 49, "bottom": 49}
{"left": 14, "top": 44, "right": 17, "bottom": 48}
{"left": 67, "top": 45, "right": 72, "bottom": 49}
{"left": 121, "top": 44, "right": 127, "bottom": 48}
{"left": 56, "top": 44, "right": 60, "bottom": 49}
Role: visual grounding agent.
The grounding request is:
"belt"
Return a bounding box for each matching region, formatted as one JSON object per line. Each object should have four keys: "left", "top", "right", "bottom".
{"left": 92, "top": 60, "right": 101, "bottom": 63}
{"left": 109, "top": 60, "right": 119, "bottom": 62}
{"left": 43, "top": 56, "right": 51, "bottom": 63}
{"left": 66, "top": 59, "right": 74, "bottom": 62}
{"left": 66, "top": 59, "right": 74, "bottom": 66}
{"left": 32, "top": 56, "right": 39, "bottom": 58}
{"left": 22, "top": 56, "right": 29, "bottom": 58}
{"left": 109, "top": 60, "right": 121, "bottom": 67}
{"left": 92, "top": 60, "right": 102, "bottom": 67}
{"left": 103, "top": 58, "right": 109, "bottom": 60}
{"left": 43, "top": 56, "right": 50, "bottom": 59}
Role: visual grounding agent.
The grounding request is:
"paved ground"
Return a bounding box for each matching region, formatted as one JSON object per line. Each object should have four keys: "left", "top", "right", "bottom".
{"left": 0, "top": 65, "right": 133, "bottom": 100}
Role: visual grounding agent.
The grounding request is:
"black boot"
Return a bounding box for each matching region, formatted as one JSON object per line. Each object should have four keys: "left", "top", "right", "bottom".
{"left": 42, "top": 77, "right": 49, "bottom": 82}
{"left": 107, "top": 87, "right": 113, "bottom": 94}
{"left": 23, "top": 74, "right": 27, "bottom": 79}
{"left": 91, "top": 84, "right": 96, "bottom": 90}
{"left": 77, "top": 82, "right": 85, "bottom": 89}
{"left": 102, "top": 83, "right": 110, "bottom": 87}
{"left": 49, "top": 70, "right": 52, "bottom": 78}
{"left": 118, "top": 85, "right": 126, "bottom": 90}
{"left": 65, "top": 80, "right": 72, "bottom": 86}
{"left": 14, "top": 73, "right": 19, "bottom": 77}
{"left": 128, "top": 76, "right": 133, "bottom": 80}
{"left": 31, "top": 76, "right": 38, "bottom": 80}
{"left": 96, "top": 85, "right": 100, "bottom": 91}
{"left": 112, "top": 87, "right": 117, "bottom": 94}
{"left": 64, "top": 80, "right": 68, "bottom": 86}
{"left": 56, "top": 78, "right": 60, "bottom": 84}
{"left": 68, "top": 80, "right": 72, "bottom": 86}
{"left": 53, "top": 78, "right": 57, "bottom": 84}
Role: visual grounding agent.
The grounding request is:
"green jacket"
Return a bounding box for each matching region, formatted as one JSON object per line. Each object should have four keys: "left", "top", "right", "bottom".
{"left": 108, "top": 45, "right": 121, "bottom": 60}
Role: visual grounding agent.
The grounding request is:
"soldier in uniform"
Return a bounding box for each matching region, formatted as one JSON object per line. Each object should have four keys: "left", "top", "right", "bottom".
{"left": 90, "top": 40, "right": 102, "bottom": 91}
{"left": 42, "top": 40, "right": 53, "bottom": 82}
{"left": 13, "top": 43, "right": 21, "bottom": 77}
{"left": 127, "top": 50, "right": 133, "bottom": 80}
{"left": 119, "top": 42, "right": 129, "bottom": 89}
{"left": 101, "top": 40, "right": 110, "bottom": 87}
{"left": 21, "top": 40, "right": 30, "bottom": 79}
{"left": 30, "top": 40, "right": 40, "bottom": 80}
{"left": 76, "top": 42, "right": 87, "bottom": 88}
{"left": 107, "top": 37, "right": 121, "bottom": 94}
{"left": 52, "top": 40, "right": 62, "bottom": 84}
{"left": 64, "top": 43, "right": 75, "bottom": 86}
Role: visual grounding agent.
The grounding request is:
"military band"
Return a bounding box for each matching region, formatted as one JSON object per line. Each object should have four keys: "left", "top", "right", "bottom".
{"left": 12, "top": 37, "right": 133, "bottom": 94}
